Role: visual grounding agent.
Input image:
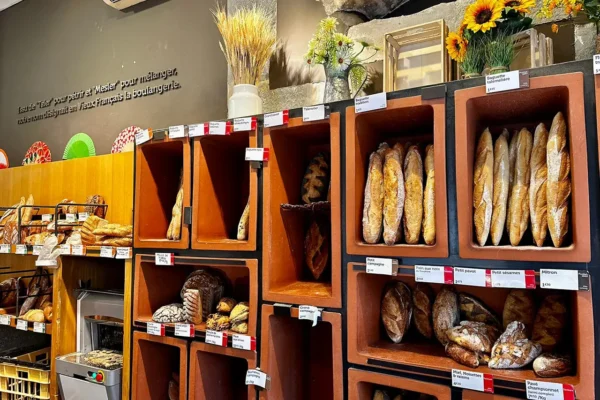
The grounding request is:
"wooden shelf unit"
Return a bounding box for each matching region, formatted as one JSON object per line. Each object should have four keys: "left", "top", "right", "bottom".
{"left": 348, "top": 368, "right": 451, "bottom": 400}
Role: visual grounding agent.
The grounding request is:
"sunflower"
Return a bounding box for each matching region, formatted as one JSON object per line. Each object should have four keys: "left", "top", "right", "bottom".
{"left": 446, "top": 32, "right": 468, "bottom": 62}
{"left": 464, "top": 0, "right": 503, "bottom": 33}
{"left": 503, "top": 0, "right": 536, "bottom": 13}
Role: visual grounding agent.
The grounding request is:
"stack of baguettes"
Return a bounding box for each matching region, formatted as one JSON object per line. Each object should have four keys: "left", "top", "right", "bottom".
{"left": 362, "top": 141, "right": 435, "bottom": 246}
{"left": 473, "top": 111, "right": 571, "bottom": 247}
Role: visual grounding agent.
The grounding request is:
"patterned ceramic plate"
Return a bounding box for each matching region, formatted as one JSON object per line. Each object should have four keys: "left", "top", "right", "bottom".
{"left": 112, "top": 126, "right": 141, "bottom": 153}
{"left": 23, "top": 141, "right": 51, "bottom": 165}
{"left": 0, "top": 149, "right": 8, "bottom": 169}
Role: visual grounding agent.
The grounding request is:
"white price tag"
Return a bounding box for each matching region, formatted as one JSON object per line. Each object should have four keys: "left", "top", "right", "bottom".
{"left": 486, "top": 70, "right": 529, "bottom": 94}
{"left": 0, "top": 315, "right": 10, "bottom": 326}
{"left": 59, "top": 244, "right": 71, "bottom": 255}
{"left": 298, "top": 305, "right": 321, "bottom": 327}
{"left": 33, "top": 322, "right": 46, "bottom": 334}
{"left": 78, "top": 212, "right": 89, "bottom": 222}
{"left": 32, "top": 245, "right": 43, "bottom": 256}
{"left": 594, "top": 54, "right": 600, "bottom": 75}
{"left": 453, "top": 267, "right": 489, "bottom": 287}
{"left": 188, "top": 123, "right": 206, "bottom": 138}
{"left": 0, "top": 244, "right": 10, "bottom": 254}
{"left": 302, "top": 105, "right": 326, "bottom": 122}
{"left": 65, "top": 213, "right": 77, "bottom": 223}
{"left": 264, "top": 110, "right": 289, "bottom": 128}
{"left": 452, "top": 369, "right": 494, "bottom": 393}
{"left": 115, "top": 247, "right": 131, "bottom": 259}
{"left": 355, "top": 92, "right": 387, "bottom": 113}
{"left": 155, "top": 253, "right": 174, "bottom": 266}
{"left": 15, "top": 245, "right": 27, "bottom": 255}
{"left": 135, "top": 128, "right": 152, "bottom": 145}
{"left": 415, "top": 265, "right": 454, "bottom": 284}
{"left": 169, "top": 125, "right": 186, "bottom": 138}
{"left": 100, "top": 246, "right": 115, "bottom": 258}
{"left": 245, "top": 148, "right": 269, "bottom": 162}
{"left": 146, "top": 322, "right": 165, "bottom": 336}
{"left": 71, "top": 245, "right": 86, "bottom": 256}
{"left": 233, "top": 117, "right": 256, "bottom": 132}
{"left": 245, "top": 369, "right": 269, "bottom": 388}
{"left": 174, "top": 323, "right": 195, "bottom": 337}
{"left": 491, "top": 270, "right": 536, "bottom": 289}
{"left": 526, "top": 380, "right": 575, "bottom": 400}
{"left": 540, "top": 269, "right": 588, "bottom": 290}
{"left": 209, "top": 121, "right": 230, "bottom": 135}
{"left": 205, "top": 330, "right": 227, "bottom": 346}
{"left": 365, "top": 257, "right": 395, "bottom": 276}
{"left": 16, "top": 319, "right": 28, "bottom": 331}
{"left": 41, "top": 214, "right": 53, "bottom": 222}
{"left": 232, "top": 334, "right": 256, "bottom": 351}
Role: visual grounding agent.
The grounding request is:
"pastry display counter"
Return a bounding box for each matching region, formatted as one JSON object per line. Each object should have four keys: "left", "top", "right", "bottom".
{"left": 348, "top": 368, "right": 451, "bottom": 400}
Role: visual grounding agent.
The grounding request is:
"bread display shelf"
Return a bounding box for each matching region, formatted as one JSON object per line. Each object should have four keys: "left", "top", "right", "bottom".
{"left": 348, "top": 368, "right": 451, "bottom": 400}
{"left": 192, "top": 126, "right": 257, "bottom": 251}
{"left": 455, "top": 72, "right": 590, "bottom": 262}
{"left": 259, "top": 304, "right": 343, "bottom": 400}
{"left": 263, "top": 115, "right": 341, "bottom": 308}
{"left": 134, "top": 136, "right": 190, "bottom": 249}
{"left": 347, "top": 262, "right": 594, "bottom": 398}
{"left": 131, "top": 331, "right": 187, "bottom": 400}
{"left": 2, "top": 316, "right": 52, "bottom": 335}
{"left": 189, "top": 341, "right": 256, "bottom": 400}
{"left": 346, "top": 95, "right": 448, "bottom": 258}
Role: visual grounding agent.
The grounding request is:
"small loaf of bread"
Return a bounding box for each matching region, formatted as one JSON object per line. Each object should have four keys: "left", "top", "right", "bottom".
{"left": 403, "top": 146, "right": 423, "bottom": 244}
{"left": 383, "top": 145, "right": 404, "bottom": 245}
{"left": 93, "top": 224, "right": 133, "bottom": 237}
{"left": 473, "top": 129, "right": 493, "bottom": 246}
{"left": 491, "top": 131, "right": 509, "bottom": 245}
{"left": 167, "top": 185, "right": 184, "bottom": 241}
{"left": 530, "top": 123, "right": 549, "bottom": 247}
{"left": 503, "top": 289, "right": 536, "bottom": 337}
{"left": 445, "top": 342, "right": 480, "bottom": 368}
{"left": 506, "top": 130, "right": 518, "bottom": 236}
{"left": 237, "top": 200, "right": 250, "bottom": 240}
{"left": 533, "top": 353, "right": 572, "bottom": 378}
{"left": 532, "top": 294, "right": 567, "bottom": 352}
{"left": 362, "top": 150, "right": 384, "bottom": 244}
{"left": 508, "top": 128, "right": 533, "bottom": 246}
{"left": 546, "top": 112, "right": 571, "bottom": 248}
{"left": 423, "top": 144, "right": 435, "bottom": 245}
{"left": 412, "top": 283, "right": 434, "bottom": 339}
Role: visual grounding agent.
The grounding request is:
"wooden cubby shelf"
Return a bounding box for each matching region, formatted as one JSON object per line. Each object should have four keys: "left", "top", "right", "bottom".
{"left": 347, "top": 262, "right": 594, "bottom": 398}
{"left": 259, "top": 304, "right": 343, "bottom": 400}
{"left": 348, "top": 368, "right": 451, "bottom": 400}
{"left": 345, "top": 95, "right": 448, "bottom": 258}
{"left": 262, "top": 115, "right": 341, "bottom": 308}
{"left": 134, "top": 136, "right": 191, "bottom": 249}
{"left": 455, "top": 72, "right": 590, "bottom": 262}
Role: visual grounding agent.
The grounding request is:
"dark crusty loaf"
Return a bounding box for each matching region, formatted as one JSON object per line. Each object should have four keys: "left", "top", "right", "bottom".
{"left": 502, "top": 289, "right": 536, "bottom": 337}
{"left": 362, "top": 150, "right": 384, "bottom": 244}
{"left": 381, "top": 282, "right": 412, "bottom": 343}
{"left": 533, "top": 353, "right": 572, "bottom": 378}
{"left": 433, "top": 286, "right": 460, "bottom": 345}
{"left": 412, "top": 283, "right": 434, "bottom": 339}
{"left": 532, "top": 294, "right": 568, "bottom": 352}
{"left": 301, "top": 153, "right": 330, "bottom": 204}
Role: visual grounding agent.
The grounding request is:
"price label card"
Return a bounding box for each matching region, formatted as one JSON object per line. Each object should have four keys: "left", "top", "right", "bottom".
{"left": 302, "top": 105, "right": 326, "bottom": 122}
{"left": 71, "top": 245, "right": 86, "bottom": 256}
{"left": 0, "top": 244, "right": 10, "bottom": 254}
{"left": 245, "top": 369, "right": 269, "bottom": 388}
{"left": 33, "top": 322, "right": 46, "bottom": 334}
{"left": 135, "top": 128, "right": 152, "bottom": 145}
{"left": 264, "top": 110, "right": 289, "bottom": 128}
{"left": 452, "top": 369, "right": 494, "bottom": 393}
{"left": 174, "top": 323, "right": 195, "bottom": 338}
{"left": 415, "top": 265, "right": 454, "bottom": 284}
{"left": 41, "top": 214, "right": 53, "bottom": 222}
{"left": 298, "top": 305, "right": 321, "bottom": 327}
{"left": 115, "top": 247, "right": 131, "bottom": 259}
{"left": 188, "top": 123, "right": 205, "bottom": 138}
{"left": 16, "top": 319, "right": 28, "bottom": 331}
{"left": 59, "top": 244, "right": 71, "bottom": 255}
{"left": 78, "top": 212, "right": 89, "bottom": 222}
{"left": 100, "top": 246, "right": 115, "bottom": 258}
{"left": 540, "top": 269, "right": 589, "bottom": 291}
{"left": 366, "top": 257, "right": 395, "bottom": 276}
{"left": 208, "top": 121, "right": 230, "bottom": 135}
{"left": 245, "top": 148, "right": 269, "bottom": 162}
{"left": 233, "top": 117, "right": 256, "bottom": 132}
{"left": 526, "top": 380, "right": 575, "bottom": 400}
{"left": 486, "top": 70, "right": 529, "bottom": 94}
{"left": 594, "top": 54, "right": 600, "bottom": 75}
{"left": 232, "top": 334, "right": 256, "bottom": 351}
{"left": 15, "top": 245, "right": 27, "bottom": 255}
{"left": 205, "top": 330, "right": 228, "bottom": 347}
{"left": 355, "top": 92, "right": 387, "bottom": 113}
{"left": 65, "top": 213, "right": 77, "bottom": 223}
{"left": 453, "top": 267, "right": 489, "bottom": 287}
{"left": 491, "top": 269, "right": 536, "bottom": 289}
{"left": 147, "top": 322, "right": 165, "bottom": 336}
{"left": 155, "top": 253, "right": 174, "bottom": 266}
{"left": 0, "top": 315, "right": 10, "bottom": 326}
{"left": 32, "top": 245, "right": 43, "bottom": 256}
{"left": 169, "top": 125, "right": 186, "bottom": 138}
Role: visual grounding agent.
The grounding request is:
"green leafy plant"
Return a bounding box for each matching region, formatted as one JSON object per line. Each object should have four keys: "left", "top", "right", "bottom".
{"left": 486, "top": 30, "right": 515, "bottom": 70}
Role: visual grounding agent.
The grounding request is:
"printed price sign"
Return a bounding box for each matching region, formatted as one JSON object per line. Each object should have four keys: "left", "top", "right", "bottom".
{"left": 41, "top": 214, "right": 53, "bottom": 222}
{"left": 59, "top": 244, "right": 71, "bottom": 255}
{"left": 366, "top": 257, "right": 396, "bottom": 276}
{"left": 115, "top": 247, "right": 131, "bottom": 259}
{"left": 32, "top": 245, "right": 43, "bottom": 256}
{"left": 526, "top": 381, "right": 575, "bottom": 400}
{"left": 147, "top": 322, "right": 165, "bottom": 336}
{"left": 169, "top": 125, "right": 186, "bottom": 138}
{"left": 245, "top": 148, "right": 269, "bottom": 162}
{"left": 415, "top": 265, "right": 454, "bottom": 284}
{"left": 33, "top": 322, "right": 46, "bottom": 334}
{"left": 174, "top": 324, "right": 195, "bottom": 338}
{"left": 0, "top": 244, "right": 10, "bottom": 254}
{"left": 355, "top": 92, "right": 387, "bottom": 113}
{"left": 540, "top": 269, "right": 589, "bottom": 291}
{"left": 0, "top": 315, "right": 10, "bottom": 326}
{"left": 298, "top": 305, "right": 321, "bottom": 327}
{"left": 491, "top": 270, "right": 536, "bottom": 289}
{"left": 453, "top": 267, "right": 489, "bottom": 287}
{"left": 208, "top": 121, "right": 231, "bottom": 135}
{"left": 15, "top": 245, "right": 27, "bottom": 255}
{"left": 135, "top": 128, "right": 152, "bottom": 145}
{"left": 264, "top": 110, "right": 289, "bottom": 128}
{"left": 16, "top": 319, "right": 28, "bottom": 331}
{"left": 233, "top": 117, "right": 256, "bottom": 132}
{"left": 486, "top": 70, "right": 529, "bottom": 94}
{"left": 71, "top": 245, "right": 86, "bottom": 256}
{"left": 594, "top": 54, "right": 600, "bottom": 75}
{"left": 78, "top": 212, "right": 89, "bottom": 222}
{"left": 155, "top": 253, "right": 174, "bottom": 266}
{"left": 188, "top": 123, "right": 205, "bottom": 138}
{"left": 302, "top": 105, "right": 326, "bottom": 122}
{"left": 205, "top": 330, "right": 228, "bottom": 347}
{"left": 65, "top": 213, "right": 77, "bottom": 223}
{"left": 232, "top": 334, "right": 256, "bottom": 351}
{"left": 452, "top": 369, "right": 494, "bottom": 393}
{"left": 245, "top": 369, "right": 269, "bottom": 389}
{"left": 100, "top": 246, "right": 115, "bottom": 258}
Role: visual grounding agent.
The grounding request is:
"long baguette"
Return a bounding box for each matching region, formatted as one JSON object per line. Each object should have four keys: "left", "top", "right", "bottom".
{"left": 508, "top": 128, "right": 533, "bottom": 246}
{"left": 403, "top": 146, "right": 423, "bottom": 244}
{"left": 530, "top": 123, "right": 549, "bottom": 247}
{"left": 423, "top": 144, "right": 435, "bottom": 245}
{"left": 383, "top": 146, "right": 405, "bottom": 245}
{"left": 394, "top": 143, "right": 406, "bottom": 242}
{"left": 491, "top": 131, "right": 509, "bottom": 245}
{"left": 546, "top": 112, "right": 571, "bottom": 247}
{"left": 473, "top": 129, "right": 494, "bottom": 246}
{"left": 506, "top": 130, "right": 518, "bottom": 236}
{"left": 362, "top": 151, "right": 384, "bottom": 244}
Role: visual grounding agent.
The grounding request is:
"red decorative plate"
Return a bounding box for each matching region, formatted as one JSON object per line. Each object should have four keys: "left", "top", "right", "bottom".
{"left": 112, "top": 126, "right": 141, "bottom": 153}
{"left": 0, "top": 149, "right": 8, "bottom": 169}
{"left": 23, "top": 141, "right": 51, "bottom": 165}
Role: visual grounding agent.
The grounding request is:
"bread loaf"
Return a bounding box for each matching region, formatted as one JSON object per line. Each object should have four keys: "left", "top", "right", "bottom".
{"left": 362, "top": 150, "right": 384, "bottom": 244}
{"left": 533, "top": 353, "right": 572, "bottom": 378}
{"left": 381, "top": 282, "right": 412, "bottom": 343}
{"left": 95, "top": 237, "right": 132, "bottom": 247}
{"left": 502, "top": 289, "right": 536, "bottom": 336}
{"left": 395, "top": 143, "right": 406, "bottom": 243}
{"left": 168, "top": 379, "right": 179, "bottom": 400}
{"left": 382, "top": 146, "right": 404, "bottom": 245}
{"left": 412, "top": 283, "right": 434, "bottom": 339}
{"left": 206, "top": 313, "right": 231, "bottom": 331}
{"left": 152, "top": 303, "right": 186, "bottom": 323}
{"left": 60, "top": 199, "right": 77, "bottom": 215}
{"left": 19, "top": 287, "right": 40, "bottom": 316}
{"left": 508, "top": 128, "right": 533, "bottom": 246}
{"left": 167, "top": 185, "right": 184, "bottom": 241}
{"left": 183, "top": 289, "right": 202, "bottom": 325}
{"left": 43, "top": 304, "right": 53, "bottom": 322}
{"left": 21, "top": 195, "right": 35, "bottom": 225}
{"left": 433, "top": 286, "right": 459, "bottom": 345}
{"left": 180, "top": 270, "right": 226, "bottom": 320}
{"left": 301, "top": 153, "right": 330, "bottom": 204}
{"left": 85, "top": 195, "right": 106, "bottom": 218}
{"left": 489, "top": 321, "right": 541, "bottom": 369}
{"left": 216, "top": 297, "right": 237, "bottom": 313}
{"left": 459, "top": 293, "right": 501, "bottom": 328}
{"left": 230, "top": 302, "right": 249, "bottom": 324}
{"left": 23, "top": 309, "right": 45, "bottom": 323}
{"left": 473, "top": 129, "right": 493, "bottom": 246}
{"left": 491, "top": 131, "right": 509, "bottom": 245}
{"left": 231, "top": 321, "right": 248, "bottom": 334}
{"left": 373, "top": 390, "right": 391, "bottom": 400}
{"left": 403, "top": 146, "right": 423, "bottom": 244}
{"left": 446, "top": 321, "right": 499, "bottom": 353}
{"left": 81, "top": 216, "right": 108, "bottom": 245}
{"left": 507, "top": 130, "right": 518, "bottom": 236}
{"left": 423, "top": 144, "right": 435, "bottom": 245}
{"left": 546, "top": 112, "right": 571, "bottom": 247}
{"left": 93, "top": 224, "right": 132, "bottom": 237}
{"left": 445, "top": 343, "right": 480, "bottom": 368}
{"left": 532, "top": 294, "right": 567, "bottom": 352}
{"left": 529, "top": 123, "right": 549, "bottom": 247}
{"left": 237, "top": 200, "right": 250, "bottom": 240}
{"left": 304, "top": 218, "right": 329, "bottom": 280}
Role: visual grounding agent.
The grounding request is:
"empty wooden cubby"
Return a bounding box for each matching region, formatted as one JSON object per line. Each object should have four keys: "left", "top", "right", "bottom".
{"left": 348, "top": 368, "right": 451, "bottom": 400}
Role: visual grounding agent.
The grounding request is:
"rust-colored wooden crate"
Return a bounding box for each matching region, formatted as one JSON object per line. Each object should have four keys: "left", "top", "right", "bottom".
{"left": 259, "top": 304, "right": 343, "bottom": 400}
{"left": 134, "top": 136, "right": 191, "bottom": 249}
{"left": 455, "top": 72, "right": 590, "bottom": 262}
{"left": 262, "top": 114, "right": 341, "bottom": 308}
{"left": 192, "top": 127, "right": 258, "bottom": 251}
{"left": 346, "top": 96, "right": 448, "bottom": 258}
{"left": 348, "top": 368, "right": 451, "bottom": 400}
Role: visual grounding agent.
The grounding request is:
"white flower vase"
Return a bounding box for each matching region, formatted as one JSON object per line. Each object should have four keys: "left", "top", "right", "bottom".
{"left": 228, "top": 84, "right": 263, "bottom": 119}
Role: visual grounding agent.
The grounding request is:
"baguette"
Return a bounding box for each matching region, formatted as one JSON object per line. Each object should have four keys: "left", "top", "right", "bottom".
{"left": 403, "top": 146, "right": 423, "bottom": 244}
{"left": 383, "top": 146, "right": 404, "bottom": 245}
{"left": 546, "top": 112, "right": 571, "bottom": 247}
{"left": 530, "top": 123, "right": 549, "bottom": 247}
{"left": 167, "top": 186, "right": 184, "bottom": 240}
{"left": 473, "top": 129, "right": 493, "bottom": 246}
{"left": 506, "top": 130, "right": 518, "bottom": 236}
{"left": 395, "top": 143, "right": 406, "bottom": 242}
{"left": 423, "top": 144, "right": 435, "bottom": 245}
{"left": 491, "top": 131, "right": 509, "bottom": 245}
{"left": 237, "top": 200, "right": 250, "bottom": 240}
{"left": 362, "top": 151, "right": 384, "bottom": 244}
{"left": 508, "top": 128, "right": 533, "bottom": 246}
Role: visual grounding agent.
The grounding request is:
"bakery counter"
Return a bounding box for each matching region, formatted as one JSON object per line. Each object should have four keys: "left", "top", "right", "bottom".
{"left": 189, "top": 341, "right": 256, "bottom": 400}
{"left": 455, "top": 72, "right": 590, "bottom": 262}
{"left": 192, "top": 125, "right": 257, "bottom": 252}
{"left": 346, "top": 262, "right": 594, "bottom": 398}
{"left": 259, "top": 304, "right": 343, "bottom": 400}
{"left": 134, "top": 136, "right": 190, "bottom": 249}
{"left": 262, "top": 115, "right": 341, "bottom": 308}
{"left": 348, "top": 368, "right": 450, "bottom": 400}
{"left": 131, "top": 331, "right": 187, "bottom": 400}
{"left": 133, "top": 255, "right": 257, "bottom": 338}
{"left": 345, "top": 96, "right": 448, "bottom": 259}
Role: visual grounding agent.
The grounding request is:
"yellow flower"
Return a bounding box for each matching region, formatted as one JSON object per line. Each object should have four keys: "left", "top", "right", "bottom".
{"left": 503, "top": 0, "right": 536, "bottom": 13}
{"left": 321, "top": 17, "right": 338, "bottom": 33}
{"left": 458, "top": 22, "right": 468, "bottom": 36}
{"left": 464, "top": 0, "right": 504, "bottom": 33}
{"left": 446, "top": 32, "right": 468, "bottom": 62}
{"left": 551, "top": 23, "right": 559, "bottom": 33}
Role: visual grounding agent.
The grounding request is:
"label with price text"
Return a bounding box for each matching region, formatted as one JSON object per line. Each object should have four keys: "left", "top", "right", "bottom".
{"left": 33, "top": 322, "right": 46, "bottom": 334}
{"left": 0, "top": 244, "right": 10, "bottom": 254}
{"left": 264, "top": 110, "right": 289, "bottom": 128}
{"left": 135, "top": 128, "right": 152, "bottom": 145}
{"left": 16, "top": 319, "right": 28, "bottom": 331}
{"left": 147, "top": 322, "right": 165, "bottom": 336}
{"left": 71, "top": 245, "right": 86, "bottom": 256}
{"left": 491, "top": 269, "right": 536, "bottom": 289}
{"left": 155, "top": 253, "right": 174, "bottom": 266}
{"left": 540, "top": 269, "right": 589, "bottom": 291}
{"left": 169, "top": 125, "right": 185, "bottom": 138}
{"left": 526, "top": 380, "right": 575, "bottom": 400}
{"left": 232, "top": 334, "right": 256, "bottom": 351}
{"left": 205, "top": 330, "right": 228, "bottom": 347}
{"left": 233, "top": 117, "right": 256, "bottom": 132}
{"left": 116, "top": 247, "right": 131, "bottom": 259}
{"left": 366, "top": 257, "right": 396, "bottom": 276}
{"left": 174, "top": 324, "right": 195, "bottom": 338}
{"left": 355, "top": 92, "right": 387, "bottom": 113}
{"left": 302, "top": 105, "right": 326, "bottom": 122}
{"left": 15, "top": 245, "right": 27, "bottom": 255}
{"left": 486, "top": 70, "right": 529, "bottom": 94}
{"left": 415, "top": 265, "right": 454, "bottom": 284}
{"left": 453, "top": 267, "right": 489, "bottom": 287}
{"left": 246, "top": 369, "right": 269, "bottom": 388}
{"left": 452, "top": 369, "right": 494, "bottom": 393}
{"left": 100, "top": 246, "right": 115, "bottom": 258}
{"left": 0, "top": 315, "right": 10, "bottom": 326}
{"left": 298, "top": 305, "right": 321, "bottom": 327}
